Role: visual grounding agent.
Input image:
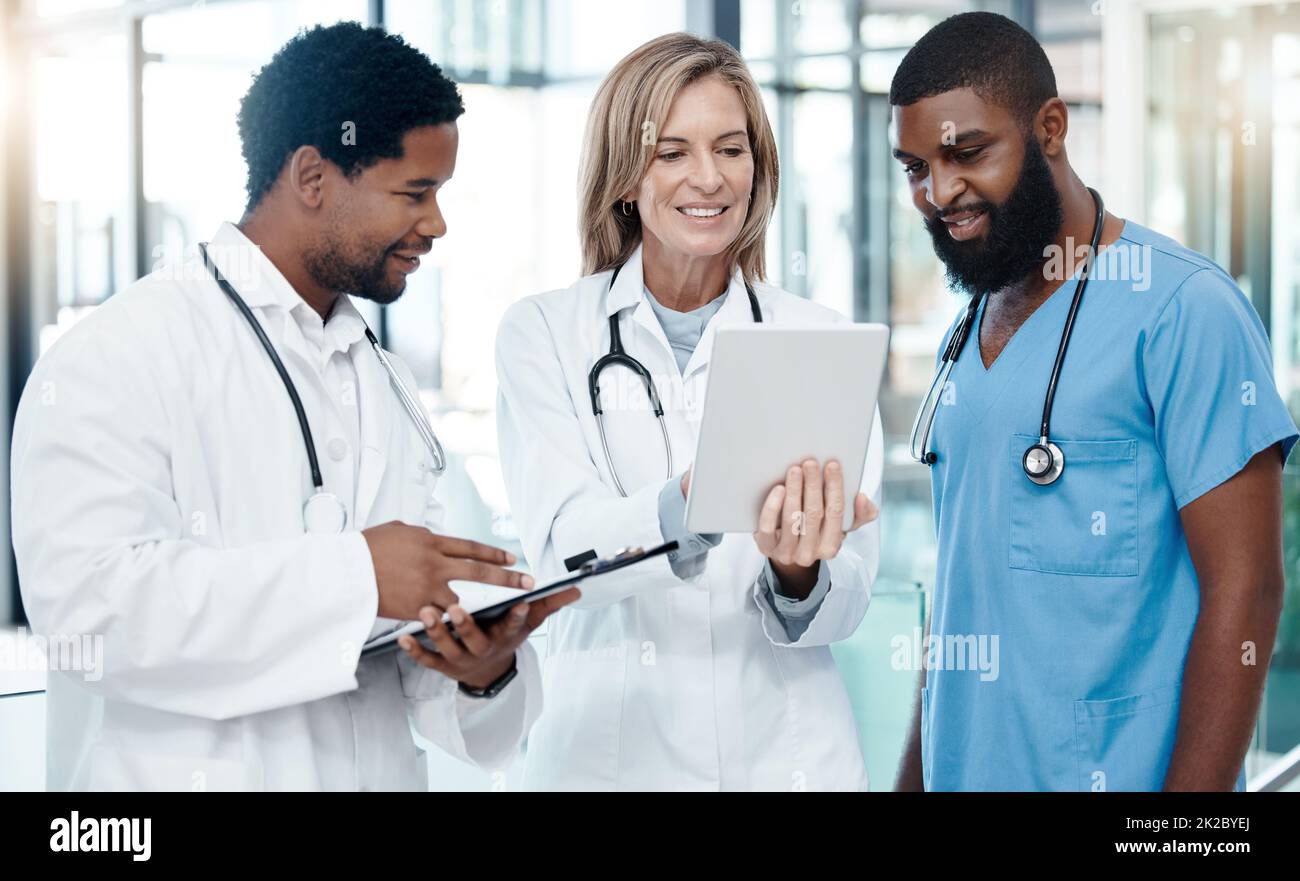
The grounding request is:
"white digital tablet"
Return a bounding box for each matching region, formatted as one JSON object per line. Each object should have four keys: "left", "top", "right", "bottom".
{"left": 684, "top": 325, "right": 889, "bottom": 533}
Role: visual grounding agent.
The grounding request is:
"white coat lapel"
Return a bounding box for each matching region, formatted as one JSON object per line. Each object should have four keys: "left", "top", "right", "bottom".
{"left": 608, "top": 244, "right": 674, "bottom": 365}
{"left": 352, "top": 343, "right": 392, "bottom": 527}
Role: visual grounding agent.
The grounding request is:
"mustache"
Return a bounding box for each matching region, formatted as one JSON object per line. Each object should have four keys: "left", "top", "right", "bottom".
{"left": 936, "top": 201, "right": 995, "bottom": 220}
{"left": 920, "top": 134, "right": 1064, "bottom": 298}
{"left": 388, "top": 240, "right": 432, "bottom": 256}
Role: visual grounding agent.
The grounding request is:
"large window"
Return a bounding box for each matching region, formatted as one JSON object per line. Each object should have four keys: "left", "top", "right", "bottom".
{"left": 29, "top": 29, "right": 131, "bottom": 349}
{"left": 1148, "top": 0, "right": 1300, "bottom": 777}
{"left": 141, "top": 1, "right": 370, "bottom": 282}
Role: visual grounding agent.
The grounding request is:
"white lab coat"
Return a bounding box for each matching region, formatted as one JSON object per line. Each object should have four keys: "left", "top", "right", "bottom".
{"left": 11, "top": 224, "right": 540, "bottom": 791}
{"left": 496, "top": 244, "right": 882, "bottom": 791}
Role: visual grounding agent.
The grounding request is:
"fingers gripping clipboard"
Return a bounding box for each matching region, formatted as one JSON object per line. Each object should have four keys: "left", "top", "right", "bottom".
{"left": 360, "top": 541, "right": 678, "bottom": 658}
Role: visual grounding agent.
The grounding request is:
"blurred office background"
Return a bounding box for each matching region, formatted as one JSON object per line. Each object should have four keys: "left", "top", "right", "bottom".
{"left": 1, "top": 0, "right": 1297, "bottom": 791}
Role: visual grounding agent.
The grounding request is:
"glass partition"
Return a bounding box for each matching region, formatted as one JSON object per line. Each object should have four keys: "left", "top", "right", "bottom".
{"left": 1148, "top": 2, "right": 1300, "bottom": 777}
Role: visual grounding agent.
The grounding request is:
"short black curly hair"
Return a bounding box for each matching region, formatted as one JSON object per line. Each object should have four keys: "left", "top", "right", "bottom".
{"left": 237, "top": 21, "right": 465, "bottom": 212}
{"left": 889, "top": 12, "right": 1057, "bottom": 128}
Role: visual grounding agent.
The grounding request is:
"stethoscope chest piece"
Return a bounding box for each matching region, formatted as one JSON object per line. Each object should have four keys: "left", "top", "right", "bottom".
{"left": 1022, "top": 440, "right": 1064, "bottom": 486}
{"left": 303, "top": 490, "right": 348, "bottom": 534}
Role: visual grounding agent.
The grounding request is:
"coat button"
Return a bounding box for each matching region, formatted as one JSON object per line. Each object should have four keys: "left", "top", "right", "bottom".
{"left": 327, "top": 437, "right": 349, "bottom": 461}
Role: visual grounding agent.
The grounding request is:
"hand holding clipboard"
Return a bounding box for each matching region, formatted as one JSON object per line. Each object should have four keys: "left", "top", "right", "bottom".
{"left": 361, "top": 540, "right": 678, "bottom": 658}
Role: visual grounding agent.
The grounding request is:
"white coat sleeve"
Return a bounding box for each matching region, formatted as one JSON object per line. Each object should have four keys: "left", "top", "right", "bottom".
{"left": 398, "top": 645, "right": 542, "bottom": 773}
{"left": 495, "top": 299, "right": 675, "bottom": 609}
{"left": 10, "top": 318, "right": 378, "bottom": 721}
{"left": 751, "top": 407, "right": 883, "bottom": 648}
{"left": 389, "top": 388, "right": 542, "bottom": 770}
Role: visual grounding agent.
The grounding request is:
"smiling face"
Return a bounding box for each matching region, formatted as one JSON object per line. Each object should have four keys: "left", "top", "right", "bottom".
{"left": 627, "top": 75, "right": 754, "bottom": 264}
{"left": 304, "top": 122, "right": 458, "bottom": 304}
{"left": 891, "top": 87, "right": 1063, "bottom": 296}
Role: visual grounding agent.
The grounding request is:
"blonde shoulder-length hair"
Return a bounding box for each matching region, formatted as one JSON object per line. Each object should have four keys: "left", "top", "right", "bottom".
{"left": 578, "top": 32, "right": 779, "bottom": 281}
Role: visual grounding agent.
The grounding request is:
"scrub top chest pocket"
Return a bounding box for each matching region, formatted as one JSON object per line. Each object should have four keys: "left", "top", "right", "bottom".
{"left": 1008, "top": 435, "right": 1138, "bottom": 577}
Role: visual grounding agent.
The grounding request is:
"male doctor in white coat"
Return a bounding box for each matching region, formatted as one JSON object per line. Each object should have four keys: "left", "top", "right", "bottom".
{"left": 10, "top": 22, "right": 576, "bottom": 791}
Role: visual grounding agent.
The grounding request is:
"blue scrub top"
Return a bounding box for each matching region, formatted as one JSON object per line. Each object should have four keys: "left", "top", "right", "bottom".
{"left": 923, "top": 220, "right": 1298, "bottom": 791}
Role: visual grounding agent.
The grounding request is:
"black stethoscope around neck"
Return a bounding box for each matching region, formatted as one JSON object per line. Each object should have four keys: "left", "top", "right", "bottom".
{"left": 910, "top": 187, "right": 1106, "bottom": 486}
{"left": 588, "top": 262, "right": 762, "bottom": 497}
{"left": 199, "top": 242, "right": 447, "bottom": 534}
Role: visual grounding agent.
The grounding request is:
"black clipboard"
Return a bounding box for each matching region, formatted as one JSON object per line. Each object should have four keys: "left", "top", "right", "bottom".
{"left": 360, "top": 540, "right": 678, "bottom": 658}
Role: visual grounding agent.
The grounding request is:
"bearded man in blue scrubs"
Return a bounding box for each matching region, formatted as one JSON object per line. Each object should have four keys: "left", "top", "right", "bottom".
{"left": 889, "top": 12, "right": 1298, "bottom": 791}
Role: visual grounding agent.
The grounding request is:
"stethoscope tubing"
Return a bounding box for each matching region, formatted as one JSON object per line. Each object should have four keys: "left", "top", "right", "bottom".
{"left": 201, "top": 243, "right": 327, "bottom": 491}
{"left": 1037, "top": 187, "right": 1105, "bottom": 443}
{"left": 590, "top": 262, "right": 761, "bottom": 497}
{"left": 910, "top": 187, "right": 1106, "bottom": 469}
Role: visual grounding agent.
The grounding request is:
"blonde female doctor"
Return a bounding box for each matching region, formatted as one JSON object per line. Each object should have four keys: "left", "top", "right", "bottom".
{"left": 495, "top": 33, "right": 883, "bottom": 791}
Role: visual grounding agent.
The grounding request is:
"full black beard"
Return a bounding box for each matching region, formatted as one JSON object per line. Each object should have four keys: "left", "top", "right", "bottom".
{"left": 303, "top": 221, "right": 406, "bottom": 305}
{"left": 923, "top": 136, "right": 1063, "bottom": 297}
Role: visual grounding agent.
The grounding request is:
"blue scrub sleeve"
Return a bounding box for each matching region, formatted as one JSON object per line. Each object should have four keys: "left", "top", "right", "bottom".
{"left": 1140, "top": 268, "right": 1299, "bottom": 509}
